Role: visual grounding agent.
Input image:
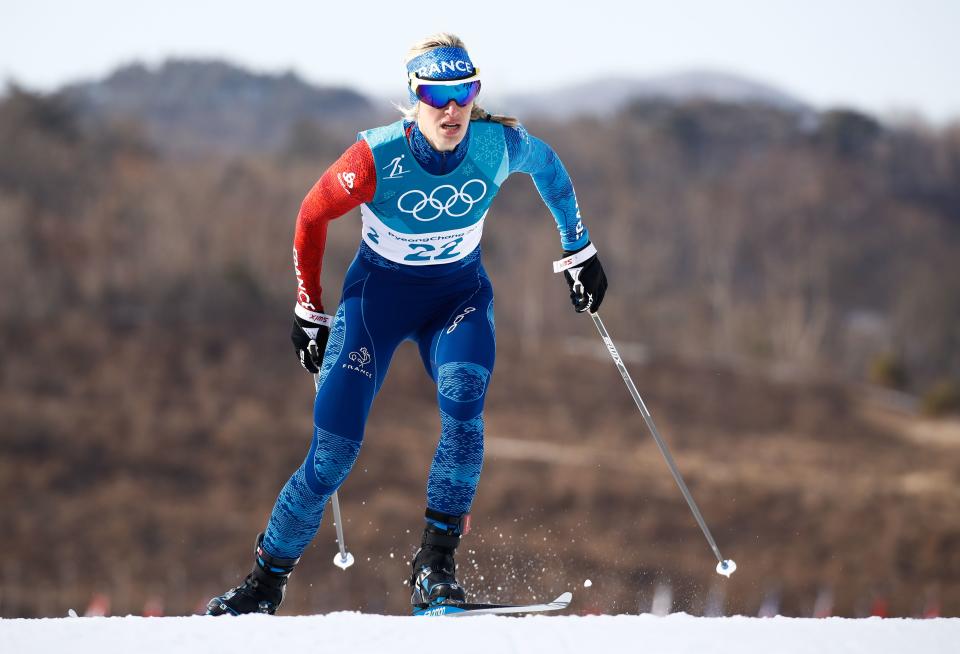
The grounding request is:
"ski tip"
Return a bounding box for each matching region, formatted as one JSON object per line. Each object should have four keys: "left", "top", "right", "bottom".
{"left": 552, "top": 592, "right": 573, "bottom": 606}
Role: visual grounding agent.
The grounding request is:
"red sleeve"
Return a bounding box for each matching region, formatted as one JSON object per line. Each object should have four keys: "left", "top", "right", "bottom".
{"left": 293, "top": 139, "right": 376, "bottom": 319}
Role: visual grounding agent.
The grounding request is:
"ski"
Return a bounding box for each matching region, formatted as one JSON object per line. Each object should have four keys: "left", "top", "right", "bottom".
{"left": 413, "top": 591, "right": 572, "bottom": 617}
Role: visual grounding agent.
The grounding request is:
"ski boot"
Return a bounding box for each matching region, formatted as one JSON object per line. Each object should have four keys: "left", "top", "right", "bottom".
{"left": 206, "top": 533, "right": 300, "bottom": 615}
{"left": 410, "top": 509, "right": 470, "bottom": 610}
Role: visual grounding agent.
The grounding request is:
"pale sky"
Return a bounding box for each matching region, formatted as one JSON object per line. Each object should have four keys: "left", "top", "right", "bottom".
{"left": 2, "top": 0, "right": 958, "bottom": 122}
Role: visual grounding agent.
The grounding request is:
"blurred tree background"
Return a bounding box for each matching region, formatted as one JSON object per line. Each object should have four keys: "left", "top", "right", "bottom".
{"left": 1, "top": 61, "right": 959, "bottom": 618}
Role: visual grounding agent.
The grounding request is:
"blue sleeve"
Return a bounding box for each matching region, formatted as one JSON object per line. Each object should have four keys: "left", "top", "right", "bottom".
{"left": 503, "top": 123, "right": 590, "bottom": 251}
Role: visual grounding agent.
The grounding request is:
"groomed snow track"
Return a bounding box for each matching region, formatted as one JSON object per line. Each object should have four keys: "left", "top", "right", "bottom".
{"left": 3, "top": 612, "right": 958, "bottom": 654}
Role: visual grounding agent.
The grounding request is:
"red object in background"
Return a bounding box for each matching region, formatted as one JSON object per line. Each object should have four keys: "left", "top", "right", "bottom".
{"left": 812, "top": 588, "right": 833, "bottom": 618}
{"left": 870, "top": 596, "right": 889, "bottom": 618}
{"left": 143, "top": 596, "right": 164, "bottom": 617}
{"left": 84, "top": 593, "right": 111, "bottom": 617}
{"left": 194, "top": 596, "right": 213, "bottom": 615}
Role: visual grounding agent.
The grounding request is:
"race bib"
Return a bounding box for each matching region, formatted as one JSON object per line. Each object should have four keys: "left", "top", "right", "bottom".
{"left": 360, "top": 204, "right": 486, "bottom": 266}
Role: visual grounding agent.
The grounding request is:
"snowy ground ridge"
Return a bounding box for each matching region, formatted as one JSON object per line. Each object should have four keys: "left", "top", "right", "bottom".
{"left": 3, "top": 612, "right": 959, "bottom": 654}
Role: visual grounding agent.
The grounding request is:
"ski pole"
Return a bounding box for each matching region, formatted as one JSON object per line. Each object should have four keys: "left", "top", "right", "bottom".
{"left": 588, "top": 311, "right": 736, "bottom": 578}
{"left": 328, "top": 486, "right": 354, "bottom": 570}
{"left": 311, "top": 366, "right": 355, "bottom": 570}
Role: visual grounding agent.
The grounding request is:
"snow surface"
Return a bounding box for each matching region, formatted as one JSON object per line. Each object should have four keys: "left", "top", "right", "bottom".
{"left": 3, "top": 613, "right": 958, "bottom": 654}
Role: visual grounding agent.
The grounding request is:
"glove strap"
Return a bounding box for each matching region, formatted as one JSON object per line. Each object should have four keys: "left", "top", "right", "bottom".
{"left": 552, "top": 242, "right": 598, "bottom": 273}
{"left": 294, "top": 304, "right": 333, "bottom": 327}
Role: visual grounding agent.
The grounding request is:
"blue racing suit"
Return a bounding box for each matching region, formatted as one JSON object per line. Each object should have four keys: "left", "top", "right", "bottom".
{"left": 263, "top": 118, "right": 590, "bottom": 559}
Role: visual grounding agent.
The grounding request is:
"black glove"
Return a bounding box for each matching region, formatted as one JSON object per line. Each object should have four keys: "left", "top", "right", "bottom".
{"left": 557, "top": 242, "right": 607, "bottom": 313}
{"left": 291, "top": 313, "right": 330, "bottom": 373}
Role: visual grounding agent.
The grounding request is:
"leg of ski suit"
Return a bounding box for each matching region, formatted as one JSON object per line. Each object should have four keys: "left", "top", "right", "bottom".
{"left": 417, "top": 275, "right": 495, "bottom": 518}
{"left": 262, "top": 259, "right": 398, "bottom": 559}
{"left": 262, "top": 251, "right": 494, "bottom": 559}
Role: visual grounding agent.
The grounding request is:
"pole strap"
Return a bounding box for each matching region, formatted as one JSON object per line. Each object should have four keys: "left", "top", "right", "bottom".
{"left": 295, "top": 304, "right": 334, "bottom": 327}
{"left": 552, "top": 243, "right": 598, "bottom": 273}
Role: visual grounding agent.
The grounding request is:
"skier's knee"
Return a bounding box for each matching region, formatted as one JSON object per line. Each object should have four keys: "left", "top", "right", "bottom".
{"left": 437, "top": 362, "right": 490, "bottom": 403}
{"left": 305, "top": 426, "right": 362, "bottom": 494}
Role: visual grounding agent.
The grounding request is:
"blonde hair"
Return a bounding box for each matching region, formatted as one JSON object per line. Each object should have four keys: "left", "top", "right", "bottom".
{"left": 399, "top": 32, "right": 520, "bottom": 128}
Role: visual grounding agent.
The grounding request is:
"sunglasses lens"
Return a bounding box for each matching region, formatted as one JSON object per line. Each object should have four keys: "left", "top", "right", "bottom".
{"left": 416, "top": 80, "right": 481, "bottom": 108}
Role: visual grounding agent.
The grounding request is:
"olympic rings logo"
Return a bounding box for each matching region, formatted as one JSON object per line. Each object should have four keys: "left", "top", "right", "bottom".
{"left": 397, "top": 179, "right": 488, "bottom": 222}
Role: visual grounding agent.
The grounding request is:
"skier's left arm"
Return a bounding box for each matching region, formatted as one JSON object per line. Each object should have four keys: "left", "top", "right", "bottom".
{"left": 504, "top": 124, "right": 607, "bottom": 313}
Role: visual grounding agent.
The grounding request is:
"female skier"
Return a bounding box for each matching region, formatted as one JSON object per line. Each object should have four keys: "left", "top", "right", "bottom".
{"left": 207, "top": 33, "right": 607, "bottom": 615}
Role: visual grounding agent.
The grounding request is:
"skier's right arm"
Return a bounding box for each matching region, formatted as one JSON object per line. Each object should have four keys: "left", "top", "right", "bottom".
{"left": 291, "top": 140, "right": 376, "bottom": 372}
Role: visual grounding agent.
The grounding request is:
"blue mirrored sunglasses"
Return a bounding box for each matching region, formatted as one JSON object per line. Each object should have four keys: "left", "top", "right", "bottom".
{"left": 409, "top": 70, "right": 482, "bottom": 109}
